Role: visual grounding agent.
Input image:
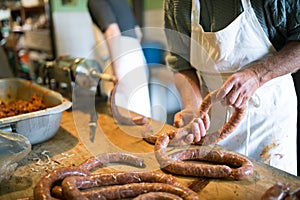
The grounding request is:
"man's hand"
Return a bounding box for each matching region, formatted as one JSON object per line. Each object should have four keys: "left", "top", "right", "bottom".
{"left": 216, "top": 69, "right": 260, "bottom": 108}
{"left": 174, "top": 109, "right": 210, "bottom": 143}
{"left": 173, "top": 109, "right": 195, "bottom": 128}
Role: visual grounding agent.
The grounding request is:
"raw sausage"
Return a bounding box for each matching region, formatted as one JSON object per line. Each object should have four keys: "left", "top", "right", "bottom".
{"left": 62, "top": 178, "right": 198, "bottom": 200}
{"left": 260, "top": 182, "right": 290, "bottom": 200}
{"left": 35, "top": 152, "right": 146, "bottom": 200}
{"left": 172, "top": 89, "right": 246, "bottom": 145}
{"left": 61, "top": 171, "right": 196, "bottom": 200}
{"left": 61, "top": 171, "right": 181, "bottom": 190}
{"left": 79, "top": 152, "right": 145, "bottom": 171}
{"left": 195, "top": 90, "right": 246, "bottom": 145}
{"left": 110, "top": 84, "right": 147, "bottom": 125}
{"left": 141, "top": 123, "right": 158, "bottom": 144}
{"left": 133, "top": 192, "right": 183, "bottom": 200}
{"left": 260, "top": 182, "right": 300, "bottom": 200}
{"left": 143, "top": 89, "right": 246, "bottom": 146}
{"left": 34, "top": 167, "right": 90, "bottom": 200}
{"left": 169, "top": 147, "right": 253, "bottom": 180}
{"left": 154, "top": 132, "right": 254, "bottom": 180}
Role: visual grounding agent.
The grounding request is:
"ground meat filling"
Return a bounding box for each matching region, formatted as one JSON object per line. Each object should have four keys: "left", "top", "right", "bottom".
{"left": 0, "top": 94, "right": 46, "bottom": 119}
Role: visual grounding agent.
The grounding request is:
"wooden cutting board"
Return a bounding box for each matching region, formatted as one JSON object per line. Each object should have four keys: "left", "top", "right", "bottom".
{"left": 0, "top": 101, "right": 299, "bottom": 200}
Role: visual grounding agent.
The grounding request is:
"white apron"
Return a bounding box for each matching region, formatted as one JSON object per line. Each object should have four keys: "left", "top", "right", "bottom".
{"left": 191, "top": 0, "right": 297, "bottom": 175}
{"left": 107, "top": 35, "right": 152, "bottom": 118}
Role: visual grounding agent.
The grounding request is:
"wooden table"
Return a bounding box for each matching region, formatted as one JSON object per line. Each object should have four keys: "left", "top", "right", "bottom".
{"left": 1, "top": 101, "right": 300, "bottom": 200}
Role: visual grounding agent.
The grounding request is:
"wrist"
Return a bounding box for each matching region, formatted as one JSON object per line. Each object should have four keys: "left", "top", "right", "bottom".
{"left": 184, "top": 102, "right": 201, "bottom": 115}
{"left": 243, "top": 68, "right": 261, "bottom": 87}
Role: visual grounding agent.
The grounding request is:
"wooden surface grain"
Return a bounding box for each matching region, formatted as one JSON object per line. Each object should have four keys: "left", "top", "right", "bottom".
{"left": 0, "top": 101, "right": 300, "bottom": 200}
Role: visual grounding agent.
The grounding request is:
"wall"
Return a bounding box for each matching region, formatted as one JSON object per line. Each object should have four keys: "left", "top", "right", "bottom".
{"left": 50, "top": 0, "right": 165, "bottom": 58}
{"left": 143, "top": 0, "right": 165, "bottom": 44}
{"left": 51, "top": 0, "right": 97, "bottom": 58}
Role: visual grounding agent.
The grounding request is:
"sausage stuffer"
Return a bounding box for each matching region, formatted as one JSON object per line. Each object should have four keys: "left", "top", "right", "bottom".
{"left": 36, "top": 56, "right": 117, "bottom": 142}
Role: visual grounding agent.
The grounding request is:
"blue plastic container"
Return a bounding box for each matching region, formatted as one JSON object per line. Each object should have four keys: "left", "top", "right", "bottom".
{"left": 142, "top": 42, "right": 165, "bottom": 65}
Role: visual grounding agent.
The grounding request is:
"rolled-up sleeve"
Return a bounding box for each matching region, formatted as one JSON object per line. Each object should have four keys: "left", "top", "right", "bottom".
{"left": 164, "top": 0, "right": 193, "bottom": 72}
{"left": 286, "top": 0, "right": 300, "bottom": 41}
{"left": 265, "top": 0, "right": 300, "bottom": 50}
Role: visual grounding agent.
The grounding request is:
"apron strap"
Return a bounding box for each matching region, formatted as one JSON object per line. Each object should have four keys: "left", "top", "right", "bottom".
{"left": 241, "top": 0, "right": 251, "bottom": 10}
{"left": 191, "top": 0, "right": 200, "bottom": 25}
{"left": 193, "top": 0, "right": 251, "bottom": 25}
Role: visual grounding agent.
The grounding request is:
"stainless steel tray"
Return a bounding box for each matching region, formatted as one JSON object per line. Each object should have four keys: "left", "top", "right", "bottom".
{"left": 0, "top": 78, "right": 72, "bottom": 144}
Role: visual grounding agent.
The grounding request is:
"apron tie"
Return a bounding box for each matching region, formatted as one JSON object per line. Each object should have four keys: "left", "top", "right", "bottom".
{"left": 249, "top": 93, "right": 260, "bottom": 108}
{"left": 224, "top": 94, "right": 260, "bottom": 156}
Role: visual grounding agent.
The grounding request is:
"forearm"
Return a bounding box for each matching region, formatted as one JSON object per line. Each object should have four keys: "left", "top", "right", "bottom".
{"left": 247, "top": 41, "right": 300, "bottom": 87}
{"left": 174, "top": 69, "right": 202, "bottom": 111}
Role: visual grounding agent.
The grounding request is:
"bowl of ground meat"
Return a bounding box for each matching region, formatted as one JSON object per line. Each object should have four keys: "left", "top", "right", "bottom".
{"left": 0, "top": 78, "right": 72, "bottom": 144}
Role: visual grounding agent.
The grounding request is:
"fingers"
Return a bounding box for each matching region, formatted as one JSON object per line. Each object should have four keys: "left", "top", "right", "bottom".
{"left": 173, "top": 112, "right": 184, "bottom": 128}
{"left": 184, "top": 134, "right": 194, "bottom": 144}
{"left": 216, "top": 79, "right": 234, "bottom": 100}
{"left": 174, "top": 110, "right": 210, "bottom": 144}
{"left": 221, "top": 89, "right": 249, "bottom": 108}
{"left": 187, "top": 117, "right": 208, "bottom": 143}
{"left": 224, "top": 88, "right": 242, "bottom": 108}
{"left": 193, "top": 118, "right": 206, "bottom": 138}
{"left": 217, "top": 70, "right": 260, "bottom": 109}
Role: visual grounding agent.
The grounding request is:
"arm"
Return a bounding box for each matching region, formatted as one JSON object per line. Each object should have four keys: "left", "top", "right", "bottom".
{"left": 173, "top": 69, "right": 202, "bottom": 126}
{"left": 217, "top": 0, "right": 300, "bottom": 108}
{"left": 251, "top": 41, "right": 300, "bottom": 85}
{"left": 164, "top": 0, "right": 210, "bottom": 142}
{"left": 217, "top": 41, "right": 300, "bottom": 108}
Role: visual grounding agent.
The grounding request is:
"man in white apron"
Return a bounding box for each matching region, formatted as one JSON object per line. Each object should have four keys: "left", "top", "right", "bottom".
{"left": 164, "top": 0, "right": 300, "bottom": 175}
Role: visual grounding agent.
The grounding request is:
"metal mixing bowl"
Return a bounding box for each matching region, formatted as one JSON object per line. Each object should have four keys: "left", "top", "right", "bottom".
{"left": 0, "top": 78, "right": 72, "bottom": 144}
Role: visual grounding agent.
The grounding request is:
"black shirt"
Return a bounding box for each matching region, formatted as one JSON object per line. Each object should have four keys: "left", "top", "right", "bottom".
{"left": 87, "top": 0, "right": 138, "bottom": 38}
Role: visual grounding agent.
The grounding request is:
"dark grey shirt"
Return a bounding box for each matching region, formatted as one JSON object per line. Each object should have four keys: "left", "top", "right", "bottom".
{"left": 164, "top": 0, "right": 300, "bottom": 71}
{"left": 87, "top": 0, "right": 138, "bottom": 38}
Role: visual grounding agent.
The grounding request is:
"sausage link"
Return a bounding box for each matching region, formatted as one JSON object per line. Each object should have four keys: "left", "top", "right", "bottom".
{"left": 260, "top": 182, "right": 290, "bottom": 200}
{"left": 133, "top": 192, "right": 183, "bottom": 200}
{"left": 50, "top": 185, "right": 63, "bottom": 199}
{"left": 142, "top": 123, "right": 163, "bottom": 145}
{"left": 168, "top": 148, "right": 254, "bottom": 180}
{"left": 195, "top": 89, "right": 246, "bottom": 145}
{"left": 261, "top": 183, "right": 300, "bottom": 200}
{"left": 34, "top": 167, "right": 90, "bottom": 200}
{"left": 288, "top": 187, "right": 300, "bottom": 199}
{"left": 66, "top": 182, "right": 198, "bottom": 200}
{"left": 62, "top": 171, "right": 181, "bottom": 190}
{"left": 154, "top": 132, "right": 254, "bottom": 180}
{"left": 143, "top": 90, "right": 246, "bottom": 146}
{"left": 61, "top": 171, "right": 196, "bottom": 200}
{"left": 79, "top": 152, "right": 145, "bottom": 171}
{"left": 35, "top": 153, "right": 145, "bottom": 200}
{"left": 110, "top": 84, "right": 147, "bottom": 125}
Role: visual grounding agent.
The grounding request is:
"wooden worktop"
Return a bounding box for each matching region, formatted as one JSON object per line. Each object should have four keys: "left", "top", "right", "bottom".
{"left": 1, "top": 101, "right": 300, "bottom": 200}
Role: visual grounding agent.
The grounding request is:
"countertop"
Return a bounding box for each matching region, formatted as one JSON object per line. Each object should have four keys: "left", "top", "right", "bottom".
{"left": 1, "top": 101, "right": 300, "bottom": 200}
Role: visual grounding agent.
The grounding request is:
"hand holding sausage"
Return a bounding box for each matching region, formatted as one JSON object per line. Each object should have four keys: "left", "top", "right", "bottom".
{"left": 216, "top": 68, "right": 260, "bottom": 108}
{"left": 173, "top": 109, "right": 210, "bottom": 144}
{"left": 173, "top": 108, "right": 196, "bottom": 128}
